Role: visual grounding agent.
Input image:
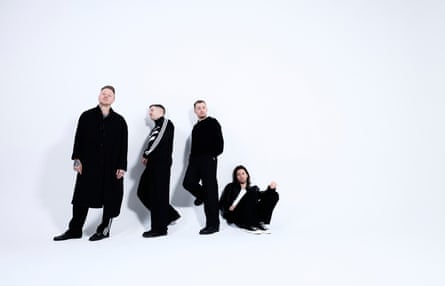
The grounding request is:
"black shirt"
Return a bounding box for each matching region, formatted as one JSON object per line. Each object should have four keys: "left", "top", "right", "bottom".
{"left": 190, "top": 116, "right": 224, "bottom": 157}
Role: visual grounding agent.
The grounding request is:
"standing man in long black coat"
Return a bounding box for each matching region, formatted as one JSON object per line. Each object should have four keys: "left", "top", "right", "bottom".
{"left": 183, "top": 100, "right": 224, "bottom": 235}
{"left": 137, "top": 104, "right": 180, "bottom": 237}
{"left": 54, "top": 85, "right": 128, "bottom": 242}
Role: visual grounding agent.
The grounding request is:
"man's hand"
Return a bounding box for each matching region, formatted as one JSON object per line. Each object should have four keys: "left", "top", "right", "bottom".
{"left": 116, "top": 169, "right": 125, "bottom": 179}
{"left": 142, "top": 158, "right": 148, "bottom": 166}
{"left": 73, "top": 159, "right": 82, "bottom": 175}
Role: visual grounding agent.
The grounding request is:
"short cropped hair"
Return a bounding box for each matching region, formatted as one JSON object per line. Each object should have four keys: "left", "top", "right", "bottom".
{"left": 194, "top": 99, "right": 206, "bottom": 108}
{"left": 101, "top": 85, "right": 115, "bottom": 94}
{"left": 149, "top": 104, "right": 166, "bottom": 114}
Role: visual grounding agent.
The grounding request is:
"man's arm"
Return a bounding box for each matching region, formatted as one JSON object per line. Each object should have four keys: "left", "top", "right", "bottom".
{"left": 212, "top": 119, "right": 224, "bottom": 157}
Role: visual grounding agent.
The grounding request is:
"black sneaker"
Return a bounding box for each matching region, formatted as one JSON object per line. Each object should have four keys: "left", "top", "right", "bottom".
{"left": 241, "top": 226, "right": 262, "bottom": 234}
{"left": 257, "top": 222, "right": 271, "bottom": 234}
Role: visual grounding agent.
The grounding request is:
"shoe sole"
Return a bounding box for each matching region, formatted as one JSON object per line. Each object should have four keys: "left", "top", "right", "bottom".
{"left": 199, "top": 231, "right": 219, "bottom": 235}
{"left": 242, "top": 228, "right": 263, "bottom": 235}
{"left": 142, "top": 233, "right": 167, "bottom": 238}
{"left": 53, "top": 236, "right": 82, "bottom": 241}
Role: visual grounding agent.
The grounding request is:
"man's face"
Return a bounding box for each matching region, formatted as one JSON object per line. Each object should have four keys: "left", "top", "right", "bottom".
{"left": 98, "top": 88, "right": 115, "bottom": 106}
{"left": 149, "top": 106, "right": 164, "bottom": 120}
{"left": 194, "top": 103, "right": 207, "bottom": 119}
{"left": 236, "top": 169, "right": 249, "bottom": 185}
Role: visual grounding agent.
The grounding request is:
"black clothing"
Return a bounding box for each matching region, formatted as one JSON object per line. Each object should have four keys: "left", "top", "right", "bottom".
{"left": 183, "top": 116, "right": 224, "bottom": 229}
{"left": 190, "top": 117, "right": 223, "bottom": 157}
{"left": 183, "top": 156, "right": 220, "bottom": 228}
{"left": 71, "top": 106, "right": 128, "bottom": 217}
{"left": 68, "top": 204, "right": 113, "bottom": 236}
{"left": 55, "top": 104, "right": 127, "bottom": 240}
{"left": 219, "top": 183, "right": 279, "bottom": 227}
{"left": 257, "top": 188, "right": 279, "bottom": 224}
{"left": 142, "top": 117, "right": 172, "bottom": 164}
{"left": 68, "top": 204, "right": 89, "bottom": 234}
{"left": 137, "top": 117, "right": 180, "bottom": 233}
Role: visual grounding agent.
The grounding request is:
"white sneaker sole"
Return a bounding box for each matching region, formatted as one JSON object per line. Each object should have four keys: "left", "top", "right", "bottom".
{"left": 242, "top": 228, "right": 263, "bottom": 235}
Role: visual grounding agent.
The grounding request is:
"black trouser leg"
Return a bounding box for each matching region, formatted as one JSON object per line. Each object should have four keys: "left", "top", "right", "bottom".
{"left": 233, "top": 192, "right": 259, "bottom": 228}
{"left": 68, "top": 205, "right": 88, "bottom": 234}
{"left": 96, "top": 206, "right": 113, "bottom": 235}
{"left": 257, "top": 189, "right": 279, "bottom": 224}
{"left": 139, "top": 164, "right": 172, "bottom": 232}
{"left": 168, "top": 204, "right": 180, "bottom": 221}
{"left": 137, "top": 168, "right": 152, "bottom": 210}
{"left": 201, "top": 157, "right": 220, "bottom": 228}
{"left": 182, "top": 158, "right": 204, "bottom": 200}
{"left": 96, "top": 217, "right": 113, "bottom": 235}
{"left": 150, "top": 167, "right": 170, "bottom": 232}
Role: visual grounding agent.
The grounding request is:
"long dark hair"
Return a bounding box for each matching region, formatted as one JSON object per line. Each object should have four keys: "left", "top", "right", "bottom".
{"left": 232, "top": 165, "right": 251, "bottom": 188}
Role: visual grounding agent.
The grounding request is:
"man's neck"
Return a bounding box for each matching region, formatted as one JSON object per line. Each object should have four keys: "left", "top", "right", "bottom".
{"left": 240, "top": 182, "right": 247, "bottom": 189}
{"left": 154, "top": 116, "right": 164, "bottom": 125}
{"left": 99, "top": 104, "right": 111, "bottom": 116}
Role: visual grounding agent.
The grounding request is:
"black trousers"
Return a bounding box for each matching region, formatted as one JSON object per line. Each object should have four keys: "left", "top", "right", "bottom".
{"left": 68, "top": 204, "right": 113, "bottom": 234}
{"left": 231, "top": 192, "right": 259, "bottom": 228}
{"left": 257, "top": 189, "right": 279, "bottom": 224}
{"left": 231, "top": 189, "right": 279, "bottom": 227}
{"left": 137, "top": 164, "right": 179, "bottom": 232}
{"left": 183, "top": 156, "right": 220, "bottom": 228}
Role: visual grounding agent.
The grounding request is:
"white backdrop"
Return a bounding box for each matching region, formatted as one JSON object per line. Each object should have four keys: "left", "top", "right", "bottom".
{"left": 1, "top": 0, "right": 444, "bottom": 285}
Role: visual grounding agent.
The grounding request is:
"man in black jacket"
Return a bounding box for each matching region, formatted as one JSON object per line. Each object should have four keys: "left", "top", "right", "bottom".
{"left": 54, "top": 85, "right": 128, "bottom": 241}
{"left": 137, "top": 104, "right": 180, "bottom": 237}
{"left": 183, "top": 100, "right": 224, "bottom": 235}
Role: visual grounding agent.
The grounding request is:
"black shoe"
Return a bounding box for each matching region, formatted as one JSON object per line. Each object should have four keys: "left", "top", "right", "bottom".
{"left": 168, "top": 213, "right": 181, "bottom": 225}
{"left": 256, "top": 222, "right": 271, "bottom": 234}
{"left": 142, "top": 230, "right": 167, "bottom": 238}
{"left": 199, "top": 226, "right": 219, "bottom": 235}
{"left": 241, "top": 226, "right": 262, "bottom": 234}
{"left": 53, "top": 230, "right": 82, "bottom": 241}
{"left": 88, "top": 232, "right": 109, "bottom": 241}
{"left": 256, "top": 223, "right": 268, "bottom": 231}
{"left": 194, "top": 198, "right": 203, "bottom": 206}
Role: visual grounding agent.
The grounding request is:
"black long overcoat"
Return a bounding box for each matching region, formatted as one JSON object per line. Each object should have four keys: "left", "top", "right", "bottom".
{"left": 71, "top": 106, "right": 128, "bottom": 217}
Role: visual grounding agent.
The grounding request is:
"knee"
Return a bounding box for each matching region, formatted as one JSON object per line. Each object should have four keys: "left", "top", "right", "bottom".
{"left": 271, "top": 191, "right": 279, "bottom": 203}
{"left": 264, "top": 189, "right": 279, "bottom": 204}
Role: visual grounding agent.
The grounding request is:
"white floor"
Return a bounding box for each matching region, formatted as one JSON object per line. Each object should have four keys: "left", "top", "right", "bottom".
{"left": 2, "top": 202, "right": 444, "bottom": 286}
